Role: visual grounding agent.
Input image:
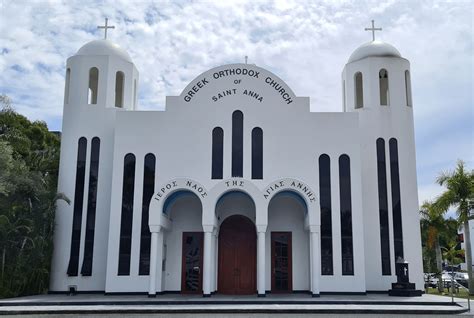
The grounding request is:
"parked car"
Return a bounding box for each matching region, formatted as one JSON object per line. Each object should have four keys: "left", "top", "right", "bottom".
{"left": 454, "top": 272, "right": 469, "bottom": 288}
{"left": 424, "top": 273, "right": 438, "bottom": 288}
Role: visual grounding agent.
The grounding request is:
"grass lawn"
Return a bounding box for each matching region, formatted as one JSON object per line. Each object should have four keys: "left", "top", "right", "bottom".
{"left": 426, "top": 287, "right": 474, "bottom": 300}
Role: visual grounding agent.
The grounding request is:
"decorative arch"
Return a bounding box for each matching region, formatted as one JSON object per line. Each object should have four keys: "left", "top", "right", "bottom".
{"left": 148, "top": 178, "right": 208, "bottom": 230}
{"left": 263, "top": 178, "right": 319, "bottom": 226}
{"left": 207, "top": 178, "right": 265, "bottom": 226}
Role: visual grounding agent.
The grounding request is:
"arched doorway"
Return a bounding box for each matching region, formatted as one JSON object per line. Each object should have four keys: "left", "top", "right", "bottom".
{"left": 267, "top": 190, "right": 309, "bottom": 293}
{"left": 218, "top": 215, "right": 256, "bottom": 294}
{"left": 162, "top": 190, "right": 203, "bottom": 293}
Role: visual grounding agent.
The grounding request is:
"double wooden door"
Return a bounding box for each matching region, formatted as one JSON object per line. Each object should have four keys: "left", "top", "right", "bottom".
{"left": 218, "top": 215, "right": 256, "bottom": 294}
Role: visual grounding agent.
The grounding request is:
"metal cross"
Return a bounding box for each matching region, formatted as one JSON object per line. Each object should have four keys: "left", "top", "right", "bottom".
{"left": 364, "top": 20, "right": 382, "bottom": 41}
{"left": 98, "top": 18, "right": 115, "bottom": 39}
{"left": 245, "top": 56, "right": 248, "bottom": 64}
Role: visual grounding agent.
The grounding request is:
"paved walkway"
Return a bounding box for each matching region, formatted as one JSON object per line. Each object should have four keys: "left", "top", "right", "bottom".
{"left": 0, "top": 293, "right": 471, "bottom": 316}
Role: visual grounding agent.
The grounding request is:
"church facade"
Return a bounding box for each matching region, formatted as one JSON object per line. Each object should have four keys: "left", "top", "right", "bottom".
{"left": 50, "top": 35, "right": 424, "bottom": 296}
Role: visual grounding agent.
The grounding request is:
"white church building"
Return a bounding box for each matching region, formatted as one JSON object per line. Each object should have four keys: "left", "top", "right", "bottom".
{"left": 50, "top": 24, "right": 424, "bottom": 297}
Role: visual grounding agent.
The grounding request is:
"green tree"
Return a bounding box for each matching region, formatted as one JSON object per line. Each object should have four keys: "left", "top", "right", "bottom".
{"left": 435, "top": 160, "right": 474, "bottom": 294}
{"left": 420, "top": 200, "right": 447, "bottom": 292}
{"left": 0, "top": 95, "right": 65, "bottom": 297}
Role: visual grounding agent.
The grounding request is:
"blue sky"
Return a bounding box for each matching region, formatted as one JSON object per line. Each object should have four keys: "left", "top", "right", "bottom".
{"left": 0, "top": 0, "right": 472, "bottom": 210}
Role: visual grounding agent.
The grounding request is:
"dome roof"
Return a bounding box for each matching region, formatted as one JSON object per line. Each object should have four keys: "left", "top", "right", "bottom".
{"left": 75, "top": 39, "right": 133, "bottom": 62}
{"left": 348, "top": 40, "right": 401, "bottom": 63}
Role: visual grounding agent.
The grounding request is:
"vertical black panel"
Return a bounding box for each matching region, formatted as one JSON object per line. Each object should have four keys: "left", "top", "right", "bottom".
{"left": 376, "top": 138, "right": 391, "bottom": 275}
{"left": 211, "top": 127, "right": 223, "bottom": 179}
{"left": 139, "top": 153, "right": 155, "bottom": 275}
{"left": 81, "top": 137, "right": 100, "bottom": 276}
{"left": 319, "top": 154, "right": 333, "bottom": 275}
{"left": 231, "top": 110, "right": 243, "bottom": 177}
{"left": 67, "top": 137, "right": 87, "bottom": 276}
{"left": 389, "top": 138, "right": 404, "bottom": 261}
{"left": 339, "top": 154, "right": 354, "bottom": 275}
{"left": 118, "top": 153, "right": 136, "bottom": 275}
{"left": 251, "top": 127, "right": 263, "bottom": 179}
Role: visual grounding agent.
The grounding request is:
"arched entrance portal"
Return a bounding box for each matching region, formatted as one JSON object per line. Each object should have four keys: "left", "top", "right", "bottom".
{"left": 218, "top": 215, "right": 257, "bottom": 294}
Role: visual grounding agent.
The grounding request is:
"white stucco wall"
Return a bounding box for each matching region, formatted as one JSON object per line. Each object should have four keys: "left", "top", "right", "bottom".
{"left": 51, "top": 41, "right": 423, "bottom": 295}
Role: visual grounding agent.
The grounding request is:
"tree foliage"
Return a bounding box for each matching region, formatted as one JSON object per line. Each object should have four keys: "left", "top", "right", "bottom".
{"left": 434, "top": 160, "right": 474, "bottom": 293}
{"left": 0, "top": 95, "right": 64, "bottom": 298}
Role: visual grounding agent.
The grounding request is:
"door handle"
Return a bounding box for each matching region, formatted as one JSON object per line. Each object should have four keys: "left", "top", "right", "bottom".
{"left": 193, "top": 266, "right": 200, "bottom": 273}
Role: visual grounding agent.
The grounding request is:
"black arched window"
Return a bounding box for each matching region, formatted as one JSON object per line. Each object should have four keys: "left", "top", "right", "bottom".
{"left": 118, "top": 153, "right": 136, "bottom": 275}
{"left": 389, "top": 138, "right": 404, "bottom": 261}
{"left": 139, "top": 153, "right": 155, "bottom": 275}
{"left": 251, "top": 127, "right": 263, "bottom": 179}
{"left": 354, "top": 72, "right": 363, "bottom": 109}
{"left": 232, "top": 111, "right": 243, "bottom": 177}
{"left": 81, "top": 137, "right": 100, "bottom": 276}
{"left": 339, "top": 154, "right": 354, "bottom": 275}
{"left": 319, "top": 154, "right": 333, "bottom": 275}
{"left": 64, "top": 68, "right": 71, "bottom": 104}
{"left": 67, "top": 137, "right": 87, "bottom": 276}
{"left": 376, "top": 138, "right": 391, "bottom": 275}
{"left": 115, "top": 71, "right": 125, "bottom": 108}
{"left": 88, "top": 67, "right": 99, "bottom": 104}
{"left": 379, "top": 69, "right": 390, "bottom": 106}
{"left": 211, "top": 127, "right": 223, "bottom": 179}
{"left": 405, "top": 70, "right": 412, "bottom": 106}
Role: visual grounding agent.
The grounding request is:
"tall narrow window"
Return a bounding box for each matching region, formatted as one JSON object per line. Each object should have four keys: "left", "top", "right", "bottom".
{"left": 319, "top": 154, "right": 333, "bottom": 275}
{"left": 81, "top": 137, "right": 100, "bottom": 276}
{"left": 339, "top": 154, "right": 354, "bottom": 275}
{"left": 376, "top": 138, "right": 391, "bottom": 275}
{"left": 211, "top": 127, "right": 224, "bottom": 179}
{"left": 118, "top": 153, "right": 136, "bottom": 275}
{"left": 405, "top": 70, "right": 412, "bottom": 106}
{"left": 342, "top": 80, "right": 346, "bottom": 111}
{"left": 232, "top": 110, "right": 243, "bottom": 177}
{"left": 389, "top": 138, "right": 404, "bottom": 261}
{"left": 139, "top": 154, "right": 155, "bottom": 275}
{"left": 88, "top": 67, "right": 99, "bottom": 104}
{"left": 133, "top": 79, "right": 137, "bottom": 109}
{"left": 67, "top": 137, "right": 87, "bottom": 276}
{"left": 115, "top": 71, "right": 124, "bottom": 108}
{"left": 251, "top": 127, "right": 263, "bottom": 179}
{"left": 379, "top": 69, "right": 389, "bottom": 106}
{"left": 64, "top": 68, "right": 71, "bottom": 104}
{"left": 354, "top": 72, "right": 363, "bottom": 109}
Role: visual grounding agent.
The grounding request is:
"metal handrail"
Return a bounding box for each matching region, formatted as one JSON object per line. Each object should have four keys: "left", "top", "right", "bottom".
{"left": 444, "top": 276, "right": 471, "bottom": 311}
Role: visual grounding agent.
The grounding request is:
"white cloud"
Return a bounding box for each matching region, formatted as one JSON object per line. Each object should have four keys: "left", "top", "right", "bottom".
{"left": 0, "top": 0, "right": 472, "bottom": 198}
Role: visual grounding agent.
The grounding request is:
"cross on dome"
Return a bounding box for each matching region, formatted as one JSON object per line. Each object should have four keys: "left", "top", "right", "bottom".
{"left": 364, "top": 20, "right": 382, "bottom": 41}
{"left": 97, "top": 18, "right": 115, "bottom": 39}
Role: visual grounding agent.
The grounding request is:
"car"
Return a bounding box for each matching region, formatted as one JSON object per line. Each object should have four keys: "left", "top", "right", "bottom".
{"left": 454, "top": 272, "right": 469, "bottom": 288}
{"left": 424, "top": 273, "right": 438, "bottom": 288}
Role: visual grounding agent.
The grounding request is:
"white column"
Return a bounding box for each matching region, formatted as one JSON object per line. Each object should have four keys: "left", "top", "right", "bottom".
{"left": 148, "top": 231, "right": 158, "bottom": 297}
{"left": 148, "top": 227, "right": 163, "bottom": 297}
{"left": 310, "top": 229, "right": 320, "bottom": 296}
{"left": 203, "top": 228, "right": 213, "bottom": 296}
{"left": 257, "top": 225, "right": 267, "bottom": 297}
{"left": 257, "top": 231, "right": 266, "bottom": 296}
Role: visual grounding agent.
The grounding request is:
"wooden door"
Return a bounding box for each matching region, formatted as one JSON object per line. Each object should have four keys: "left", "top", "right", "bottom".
{"left": 181, "top": 232, "right": 204, "bottom": 293}
{"left": 218, "top": 215, "right": 256, "bottom": 294}
{"left": 271, "top": 232, "right": 292, "bottom": 292}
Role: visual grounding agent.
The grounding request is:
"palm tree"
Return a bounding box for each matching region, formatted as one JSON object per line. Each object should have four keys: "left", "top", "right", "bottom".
{"left": 435, "top": 160, "right": 474, "bottom": 294}
{"left": 420, "top": 200, "right": 446, "bottom": 292}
